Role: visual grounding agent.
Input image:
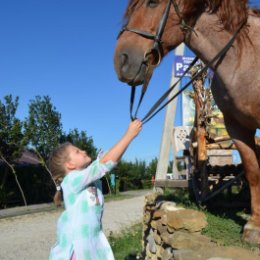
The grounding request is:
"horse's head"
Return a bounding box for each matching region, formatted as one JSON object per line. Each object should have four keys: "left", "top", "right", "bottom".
{"left": 114, "top": 0, "right": 187, "bottom": 86}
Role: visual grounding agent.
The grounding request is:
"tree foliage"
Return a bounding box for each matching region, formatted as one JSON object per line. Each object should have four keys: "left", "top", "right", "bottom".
{"left": 0, "top": 95, "right": 25, "bottom": 161}
{"left": 24, "top": 95, "right": 63, "bottom": 160}
{"left": 0, "top": 95, "right": 27, "bottom": 206}
{"left": 146, "top": 157, "right": 158, "bottom": 178}
{"left": 113, "top": 159, "right": 146, "bottom": 190}
{"left": 62, "top": 128, "right": 97, "bottom": 159}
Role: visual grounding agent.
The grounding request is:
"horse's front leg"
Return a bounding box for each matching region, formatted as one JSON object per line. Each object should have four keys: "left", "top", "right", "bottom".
{"left": 224, "top": 116, "right": 260, "bottom": 244}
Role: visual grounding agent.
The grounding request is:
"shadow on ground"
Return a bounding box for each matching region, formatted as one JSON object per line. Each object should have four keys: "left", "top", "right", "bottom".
{"left": 124, "top": 252, "right": 143, "bottom": 260}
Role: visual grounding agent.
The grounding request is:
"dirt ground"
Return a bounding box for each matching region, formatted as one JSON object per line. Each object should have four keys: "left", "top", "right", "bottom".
{"left": 0, "top": 191, "right": 148, "bottom": 260}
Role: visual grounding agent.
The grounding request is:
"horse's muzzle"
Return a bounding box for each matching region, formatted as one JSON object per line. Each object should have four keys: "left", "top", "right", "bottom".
{"left": 114, "top": 50, "right": 148, "bottom": 86}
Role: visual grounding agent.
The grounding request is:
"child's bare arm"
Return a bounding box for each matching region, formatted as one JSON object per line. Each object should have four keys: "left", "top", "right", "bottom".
{"left": 100, "top": 119, "right": 142, "bottom": 163}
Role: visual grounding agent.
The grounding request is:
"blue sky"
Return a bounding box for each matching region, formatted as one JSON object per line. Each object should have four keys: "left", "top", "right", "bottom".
{"left": 0, "top": 1, "right": 175, "bottom": 162}
{"left": 0, "top": 1, "right": 259, "bottom": 163}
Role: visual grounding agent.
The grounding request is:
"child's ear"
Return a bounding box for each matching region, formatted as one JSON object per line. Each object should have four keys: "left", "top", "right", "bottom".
{"left": 64, "top": 161, "right": 75, "bottom": 171}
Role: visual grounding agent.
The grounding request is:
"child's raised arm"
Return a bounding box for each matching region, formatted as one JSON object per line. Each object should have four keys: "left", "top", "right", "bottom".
{"left": 100, "top": 119, "right": 142, "bottom": 163}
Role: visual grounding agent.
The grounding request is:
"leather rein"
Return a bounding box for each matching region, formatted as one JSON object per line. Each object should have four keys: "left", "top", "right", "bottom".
{"left": 117, "top": 0, "right": 245, "bottom": 124}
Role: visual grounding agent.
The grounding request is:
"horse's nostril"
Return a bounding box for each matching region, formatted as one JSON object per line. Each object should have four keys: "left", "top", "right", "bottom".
{"left": 120, "top": 53, "right": 128, "bottom": 68}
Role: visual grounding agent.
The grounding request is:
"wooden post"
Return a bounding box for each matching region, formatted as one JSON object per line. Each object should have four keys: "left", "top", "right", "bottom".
{"left": 155, "top": 44, "right": 185, "bottom": 184}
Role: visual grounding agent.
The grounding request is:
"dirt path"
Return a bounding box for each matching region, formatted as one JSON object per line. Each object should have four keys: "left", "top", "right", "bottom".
{"left": 0, "top": 191, "right": 148, "bottom": 260}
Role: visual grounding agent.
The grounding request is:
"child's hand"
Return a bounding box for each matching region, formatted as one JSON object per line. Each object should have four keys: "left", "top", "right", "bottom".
{"left": 127, "top": 119, "right": 142, "bottom": 138}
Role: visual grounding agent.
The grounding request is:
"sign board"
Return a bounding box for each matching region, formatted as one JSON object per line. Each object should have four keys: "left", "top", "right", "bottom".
{"left": 174, "top": 55, "right": 214, "bottom": 78}
{"left": 174, "top": 55, "right": 195, "bottom": 77}
{"left": 182, "top": 90, "right": 228, "bottom": 137}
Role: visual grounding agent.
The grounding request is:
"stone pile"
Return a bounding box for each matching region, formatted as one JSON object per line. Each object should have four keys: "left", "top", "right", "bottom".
{"left": 142, "top": 192, "right": 260, "bottom": 260}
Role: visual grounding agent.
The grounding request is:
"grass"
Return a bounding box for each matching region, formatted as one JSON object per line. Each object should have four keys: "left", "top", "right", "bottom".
{"left": 202, "top": 210, "right": 246, "bottom": 246}
{"left": 108, "top": 188, "right": 260, "bottom": 259}
{"left": 163, "top": 188, "right": 260, "bottom": 250}
{"left": 109, "top": 223, "right": 143, "bottom": 260}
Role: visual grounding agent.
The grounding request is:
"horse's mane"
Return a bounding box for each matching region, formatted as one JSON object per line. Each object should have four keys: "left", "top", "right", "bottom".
{"left": 124, "top": 0, "right": 254, "bottom": 44}
{"left": 183, "top": 0, "right": 249, "bottom": 35}
{"left": 124, "top": 0, "right": 250, "bottom": 25}
{"left": 251, "top": 8, "right": 260, "bottom": 17}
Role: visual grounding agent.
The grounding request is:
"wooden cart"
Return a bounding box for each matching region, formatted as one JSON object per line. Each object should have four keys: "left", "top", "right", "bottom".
{"left": 171, "top": 63, "right": 254, "bottom": 205}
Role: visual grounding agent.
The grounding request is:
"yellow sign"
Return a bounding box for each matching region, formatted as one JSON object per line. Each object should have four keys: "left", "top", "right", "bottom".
{"left": 182, "top": 90, "right": 228, "bottom": 138}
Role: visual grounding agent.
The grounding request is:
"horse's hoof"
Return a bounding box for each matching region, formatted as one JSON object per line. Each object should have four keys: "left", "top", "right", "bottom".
{"left": 242, "top": 222, "right": 260, "bottom": 244}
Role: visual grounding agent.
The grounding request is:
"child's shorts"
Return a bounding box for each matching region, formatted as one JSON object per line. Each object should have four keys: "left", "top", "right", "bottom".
{"left": 71, "top": 252, "right": 76, "bottom": 260}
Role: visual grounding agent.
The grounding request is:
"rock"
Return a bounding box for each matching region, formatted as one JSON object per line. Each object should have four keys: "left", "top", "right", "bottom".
{"left": 173, "top": 249, "right": 197, "bottom": 260}
{"left": 161, "top": 214, "right": 168, "bottom": 225}
{"left": 143, "top": 223, "right": 149, "bottom": 233}
{"left": 173, "top": 245, "right": 260, "bottom": 260}
{"left": 153, "top": 231, "right": 162, "bottom": 245}
{"left": 207, "top": 256, "right": 233, "bottom": 260}
{"left": 144, "top": 212, "right": 151, "bottom": 224}
{"left": 160, "top": 201, "right": 179, "bottom": 211}
{"left": 161, "top": 247, "right": 174, "bottom": 260}
{"left": 166, "top": 209, "right": 207, "bottom": 232}
{"left": 147, "top": 230, "right": 157, "bottom": 253}
{"left": 151, "top": 220, "right": 158, "bottom": 230}
{"left": 151, "top": 255, "right": 158, "bottom": 260}
{"left": 161, "top": 231, "right": 212, "bottom": 249}
{"left": 216, "top": 246, "right": 260, "bottom": 260}
{"left": 146, "top": 243, "right": 154, "bottom": 258}
{"left": 156, "top": 221, "right": 168, "bottom": 235}
{"left": 145, "top": 192, "right": 163, "bottom": 206}
{"left": 142, "top": 199, "right": 260, "bottom": 260}
{"left": 167, "top": 226, "right": 175, "bottom": 234}
{"left": 153, "top": 209, "right": 165, "bottom": 219}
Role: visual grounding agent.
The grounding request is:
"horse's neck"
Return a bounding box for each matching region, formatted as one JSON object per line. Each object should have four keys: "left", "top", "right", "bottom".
{"left": 185, "top": 13, "right": 238, "bottom": 70}
{"left": 184, "top": 12, "right": 260, "bottom": 127}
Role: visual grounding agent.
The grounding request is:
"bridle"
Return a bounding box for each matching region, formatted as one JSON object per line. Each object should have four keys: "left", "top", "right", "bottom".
{"left": 117, "top": 0, "right": 245, "bottom": 124}
{"left": 118, "top": 0, "right": 172, "bottom": 66}
{"left": 117, "top": 0, "right": 191, "bottom": 65}
{"left": 117, "top": 0, "right": 191, "bottom": 121}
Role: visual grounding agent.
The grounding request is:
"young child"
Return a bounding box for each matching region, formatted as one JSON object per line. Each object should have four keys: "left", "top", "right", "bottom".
{"left": 48, "top": 119, "right": 142, "bottom": 260}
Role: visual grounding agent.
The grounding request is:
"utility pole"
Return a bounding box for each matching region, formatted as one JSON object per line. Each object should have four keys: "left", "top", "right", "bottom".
{"left": 155, "top": 44, "right": 185, "bottom": 184}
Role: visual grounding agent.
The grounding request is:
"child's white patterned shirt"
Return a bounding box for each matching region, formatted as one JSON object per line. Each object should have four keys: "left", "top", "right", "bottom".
{"left": 49, "top": 154, "right": 116, "bottom": 260}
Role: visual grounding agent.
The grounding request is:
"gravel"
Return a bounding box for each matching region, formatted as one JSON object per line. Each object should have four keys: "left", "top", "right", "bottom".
{"left": 0, "top": 192, "right": 148, "bottom": 260}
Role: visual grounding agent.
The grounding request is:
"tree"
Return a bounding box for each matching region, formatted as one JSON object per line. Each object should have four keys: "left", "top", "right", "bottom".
{"left": 146, "top": 157, "right": 158, "bottom": 179}
{"left": 62, "top": 128, "right": 97, "bottom": 159}
{"left": 0, "top": 95, "right": 25, "bottom": 161}
{"left": 129, "top": 159, "right": 146, "bottom": 179}
{"left": 24, "top": 95, "right": 63, "bottom": 161}
{"left": 0, "top": 95, "right": 27, "bottom": 206}
{"left": 112, "top": 159, "right": 147, "bottom": 190}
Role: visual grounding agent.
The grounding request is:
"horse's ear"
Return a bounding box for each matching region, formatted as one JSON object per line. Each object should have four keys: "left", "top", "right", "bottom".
{"left": 206, "top": 0, "right": 222, "bottom": 12}
{"left": 182, "top": 0, "right": 206, "bottom": 18}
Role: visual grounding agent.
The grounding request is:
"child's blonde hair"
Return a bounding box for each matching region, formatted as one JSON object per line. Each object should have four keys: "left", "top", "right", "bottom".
{"left": 48, "top": 142, "right": 72, "bottom": 206}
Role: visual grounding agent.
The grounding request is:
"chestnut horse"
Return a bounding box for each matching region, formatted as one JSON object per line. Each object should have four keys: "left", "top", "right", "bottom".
{"left": 114, "top": 0, "right": 260, "bottom": 244}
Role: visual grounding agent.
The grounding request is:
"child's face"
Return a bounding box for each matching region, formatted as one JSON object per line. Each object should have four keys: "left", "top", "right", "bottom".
{"left": 65, "top": 145, "right": 92, "bottom": 172}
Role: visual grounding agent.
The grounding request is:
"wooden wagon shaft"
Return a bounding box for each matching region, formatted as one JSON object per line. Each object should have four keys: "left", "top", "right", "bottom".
{"left": 191, "top": 69, "right": 208, "bottom": 162}
{"left": 206, "top": 143, "right": 236, "bottom": 149}
{"left": 192, "top": 136, "right": 260, "bottom": 149}
{"left": 191, "top": 67, "right": 209, "bottom": 199}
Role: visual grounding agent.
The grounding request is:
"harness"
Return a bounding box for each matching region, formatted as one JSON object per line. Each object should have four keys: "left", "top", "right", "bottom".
{"left": 117, "top": 0, "right": 244, "bottom": 124}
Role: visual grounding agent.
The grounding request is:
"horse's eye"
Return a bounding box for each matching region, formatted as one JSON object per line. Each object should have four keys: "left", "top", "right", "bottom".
{"left": 147, "top": 0, "right": 159, "bottom": 8}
